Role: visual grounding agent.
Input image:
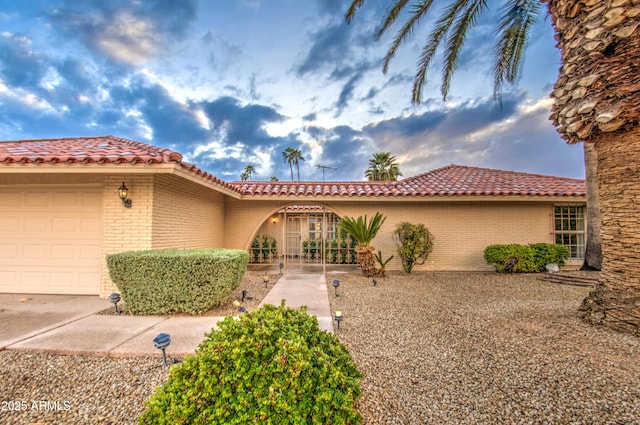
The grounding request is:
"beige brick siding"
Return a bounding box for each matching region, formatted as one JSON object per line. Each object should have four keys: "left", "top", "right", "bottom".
{"left": 224, "top": 199, "right": 582, "bottom": 272}
{"left": 101, "top": 175, "right": 154, "bottom": 296}
{"left": 151, "top": 174, "right": 225, "bottom": 249}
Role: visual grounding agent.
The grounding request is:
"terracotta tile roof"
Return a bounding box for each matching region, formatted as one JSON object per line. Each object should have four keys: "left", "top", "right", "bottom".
{"left": 230, "top": 165, "right": 585, "bottom": 198}
{"left": 0, "top": 135, "right": 234, "bottom": 190}
{"left": 0, "top": 136, "right": 585, "bottom": 198}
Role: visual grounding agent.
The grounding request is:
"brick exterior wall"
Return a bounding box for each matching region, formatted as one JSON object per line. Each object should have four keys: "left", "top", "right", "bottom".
{"left": 101, "top": 175, "right": 154, "bottom": 296}
{"left": 224, "top": 199, "right": 583, "bottom": 272}
{"left": 151, "top": 174, "right": 225, "bottom": 249}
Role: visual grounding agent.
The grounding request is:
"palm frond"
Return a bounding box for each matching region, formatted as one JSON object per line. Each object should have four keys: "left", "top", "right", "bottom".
{"left": 493, "top": 0, "right": 542, "bottom": 102}
{"left": 412, "top": 0, "right": 468, "bottom": 103}
{"left": 383, "top": 0, "right": 436, "bottom": 74}
{"left": 441, "top": 0, "right": 488, "bottom": 100}
{"left": 374, "top": 0, "right": 411, "bottom": 40}
{"left": 345, "top": 0, "right": 367, "bottom": 24}
{"left": 339, "top": 213, "right": 387, "bottom": 246}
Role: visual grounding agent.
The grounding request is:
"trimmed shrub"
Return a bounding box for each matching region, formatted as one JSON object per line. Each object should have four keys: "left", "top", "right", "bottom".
{"left": 484, "top": 243, "right": 569, "bottom": 273}
{"left": 107, "top": 248, "right": 248, "bottom": 315}
{"left": 139, "top": 302, "right": 363, "bottom": 425}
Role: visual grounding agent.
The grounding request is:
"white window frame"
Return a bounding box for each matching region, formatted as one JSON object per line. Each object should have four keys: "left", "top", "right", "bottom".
{"left": 553, "top": 205, "right": 586, "bottom": 260}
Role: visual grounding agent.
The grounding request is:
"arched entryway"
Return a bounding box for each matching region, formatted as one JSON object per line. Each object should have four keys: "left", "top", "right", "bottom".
{"left": 249, "top": 205, "right": 357, "bottom": 267}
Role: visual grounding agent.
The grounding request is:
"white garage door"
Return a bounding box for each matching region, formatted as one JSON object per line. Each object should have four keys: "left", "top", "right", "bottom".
{"left": 0, "top": 186, "right": 103, "bottom": 295}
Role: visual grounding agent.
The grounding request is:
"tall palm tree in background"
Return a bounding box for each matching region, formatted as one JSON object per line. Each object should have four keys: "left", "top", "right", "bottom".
{"left": 282, "top": 147, "right": 305, "bottom": 181}
{"left": 365, "top": 152, "right": 403, "bottom": 181}
{"left": 243, "top": 164, "right": 255, "bottom": 181}
{"left": 346, "top": 0, "right": 640, "bottom": 335}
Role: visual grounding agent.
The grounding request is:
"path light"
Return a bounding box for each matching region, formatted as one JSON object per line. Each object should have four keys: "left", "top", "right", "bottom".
{"left": 108, "top": 293, "right": 121, "bottom": 315}
{"left": 263, "top": 274, "right": 270, "bottom": 288}
{"left": 372, "top": 278, "right": 377, "bottom": 286}
{"left": 332, "top": 279, "right": 340, "bottom": 297}
{"left": 334, "top": 311, "right": 344, "bottom": 330}
{"left": 279, "top": 262, "right": 284, "bottom": 274}
{"left": 153, "top": 333, "right": 171, "bottom": 366}
{"left": 242, "top": 290, "right": 247, "bottom": 302}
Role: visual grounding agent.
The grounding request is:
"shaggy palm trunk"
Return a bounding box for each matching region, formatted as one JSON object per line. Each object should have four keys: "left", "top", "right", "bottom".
{"left": 580, "top": 128, "right": 640, "bottom": 334}
{"left": 582, "top": 142, "right": 602, "bottom": 270}
{"left": 546, "top": 0, "right": 640, "bottom": 334}
{"left": 355, "top": 246, "right": 381, "bottom": 277}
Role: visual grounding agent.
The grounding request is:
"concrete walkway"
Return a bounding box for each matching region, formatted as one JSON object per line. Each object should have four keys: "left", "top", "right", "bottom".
{"left": 0, "top": 272, "right": 333, "bottom": 359}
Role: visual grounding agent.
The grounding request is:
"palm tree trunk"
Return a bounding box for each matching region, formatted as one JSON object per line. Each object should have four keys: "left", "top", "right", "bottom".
{"left": 580, "top": 127, "right": 640, "bottom": 335}
{"left": 582, "top": 142, "right": 601, "bottom": 270}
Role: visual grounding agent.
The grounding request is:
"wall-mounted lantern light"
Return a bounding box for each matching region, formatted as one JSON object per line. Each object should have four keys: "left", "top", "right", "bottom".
{"left": 271, "top": 216, "right": 278, "bottom": 224}
{"left": 117, "top": 182, "right": 132, "bottom": 208}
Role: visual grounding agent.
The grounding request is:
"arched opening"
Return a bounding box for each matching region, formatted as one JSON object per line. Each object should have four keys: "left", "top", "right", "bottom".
{"left": 248, "top": 204, "right": 357, "bottom": 267}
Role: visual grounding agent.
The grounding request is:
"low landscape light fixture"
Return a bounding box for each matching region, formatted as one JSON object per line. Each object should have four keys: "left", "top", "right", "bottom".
{"left": 332, "top": 279, "right": 340, "bottom": 297}
{"left": 279, "top": 262, "right": 284, "bottom": 274}
{"left": 153, "top": 333, "right": 171, "bottom": 365}
{"left": 108, "top": 292, "right": 121, "bottom": 315}
{"left": 334, "top": 311, "right": 344, "bottom": 330}
{"left": 263, "top": 274, "right": 270, "bottom": 288}
{"left": 117, "top": 182, "right": 132, "bottom": 208}
{"left": 372, "top": 278, "right": 377, "bottom": 286}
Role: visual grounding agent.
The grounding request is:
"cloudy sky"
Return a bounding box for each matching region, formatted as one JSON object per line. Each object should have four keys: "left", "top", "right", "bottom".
{"left": 0, "top": 0, "right": 584, "bottom": 182}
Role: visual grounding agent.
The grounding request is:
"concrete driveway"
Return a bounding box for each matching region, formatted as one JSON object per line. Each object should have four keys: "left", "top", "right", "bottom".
{"left": 0, "top": 293, "right": 111, "bottom": 348}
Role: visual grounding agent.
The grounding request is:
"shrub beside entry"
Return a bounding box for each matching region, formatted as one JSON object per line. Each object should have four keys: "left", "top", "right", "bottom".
{"left": 107, "top": 248, "right": 249, "bottom": 315}
{"left": 484, "top": 243, "right": 569, "bottom": 273}
{"left": 139, "top": 302, "right": 363, "bottom": 425}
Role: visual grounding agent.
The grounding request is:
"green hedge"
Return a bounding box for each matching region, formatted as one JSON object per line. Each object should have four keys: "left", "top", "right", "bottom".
{"left": 107, "top": 248, "right": 249, "bottom": 315}
{"left": 139, "top": 302, "right": 363, "bottom": 425}
{"left": 484, "top": 243, "right": 569, "bottom": 273}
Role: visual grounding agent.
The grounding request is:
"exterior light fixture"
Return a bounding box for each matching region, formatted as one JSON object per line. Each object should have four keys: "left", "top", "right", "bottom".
{"left": 271, "top": 216, "right": 278, "bottom": 224}
{"left": 372, "top": 279, "right": 377, "bottom": 286}
{"left": 108, "top": 293, "right": 121, "bottom": 315}
{"left": 334, "top": 311, "right": 344, "bottom": 329}
{"left": 263, "top": 274, "right": 270, "bottom": 288}
{"left": 117, "top": 182, "right": 132, "bottom": 208}
{"left": 153, "top": 333, "right": 171, "bottom": 365}
{"left": 238, "top": 306, "right": 248, "bottom": 313}
{"left": 332, "top": 279, "right": 340, "bottom": 297}
{"left": 279, "top": 262, "right": 284, "bottom": 274}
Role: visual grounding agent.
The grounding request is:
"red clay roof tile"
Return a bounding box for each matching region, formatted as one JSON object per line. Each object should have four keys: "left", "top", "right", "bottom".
{"left": 0, "top": 136, "right": 585, "bottom": 198}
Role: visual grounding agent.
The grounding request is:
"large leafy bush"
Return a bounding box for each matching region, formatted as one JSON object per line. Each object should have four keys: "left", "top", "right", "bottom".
{"left": 107, "top": 248, "right": 248, "bottom": 315}
{"left": 484, "top": 243, "right": 569, "bottom": 273}
{"left": 139, "top": 302, "right": 362, "bottom": 425}
{"left": 392, "top": 222, "right": 435, "bottom": 273}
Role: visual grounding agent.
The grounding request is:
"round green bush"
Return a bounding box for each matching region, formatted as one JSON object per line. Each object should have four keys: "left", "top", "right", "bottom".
{"left": 139, "top": 302, "right": 362, "bottom": 425}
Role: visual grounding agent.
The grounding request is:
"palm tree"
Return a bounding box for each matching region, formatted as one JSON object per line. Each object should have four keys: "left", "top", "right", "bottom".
{"left": 365, "top": 152, "right": 403, "bottom": 181}
{"left": 282, "top": 147, "right": 305, "bottom": 181}
{"left": 243, "top": 164, "right": 255, "bottom": 181}
{"left": 346, "top": 1, "right": 640, "bottom": 335}
{"left": 339, "top": 212, "right": 387, "bottom": 277}
{"left": 240, "top": 171, "right": 249, "bottom": 181}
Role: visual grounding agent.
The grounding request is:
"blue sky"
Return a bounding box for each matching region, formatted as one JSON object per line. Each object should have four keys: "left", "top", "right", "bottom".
{"left": 0, "top": 0, "right": 584, "bottom": 181}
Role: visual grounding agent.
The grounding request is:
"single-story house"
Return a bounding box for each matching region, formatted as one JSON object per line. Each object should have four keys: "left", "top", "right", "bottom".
{"left": 0, "top": 136, "right": 586, "bottom": 298}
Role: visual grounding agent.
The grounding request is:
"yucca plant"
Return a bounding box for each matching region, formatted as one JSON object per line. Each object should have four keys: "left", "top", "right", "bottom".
{"left": 339, "top": 212, "right": 386, "bottom": 277}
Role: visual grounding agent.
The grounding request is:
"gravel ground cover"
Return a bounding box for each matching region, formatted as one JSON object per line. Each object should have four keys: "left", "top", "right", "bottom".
{"left": 1, "top": 271, "right": 639, "bottom": 424}
{"left": 328, "top": 271, "right": 640, "bottom": 424}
